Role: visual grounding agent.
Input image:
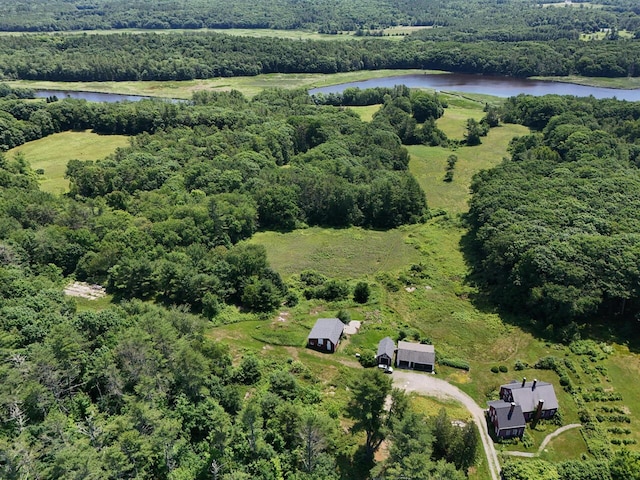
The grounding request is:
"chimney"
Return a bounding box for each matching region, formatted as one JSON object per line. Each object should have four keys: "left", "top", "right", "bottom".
{"left": 522, "top": 377, "right": 526, "bottom": 388}
{"left": 532, "top": 379, "right": 537, "bottom": 389}
{"left": 535, "top": 399, "right": 544, "bottom": 420}
{"left": 508, "top": 402, "right": 515, "bottom": 419}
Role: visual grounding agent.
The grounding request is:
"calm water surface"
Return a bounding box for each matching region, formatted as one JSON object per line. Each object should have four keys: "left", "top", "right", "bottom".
{"left": 34, "top": 90, "right": 154, "bottom": 102}
{"left": 309, "top": 73, "right": 640, "bottom": 101}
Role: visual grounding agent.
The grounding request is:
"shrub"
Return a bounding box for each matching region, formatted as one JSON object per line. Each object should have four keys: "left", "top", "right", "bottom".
{"left": 514, "top": 359, "right": 528, "bottom": 371}
{"left": 353, "top": 281, "right": 370, "bottom": 304}
{"left": 535, "top": 356, "right": 558, "bottom": 370}
{"left": 491, "top": 366, "right": 499, "bottom": 373}
{"left": 317, "top": 279, "right": 350, "bottom": 301}
{"left": 438, "top": 357, "right": 470, "bottom": 371}
{"left": 499, "top": 365, "right": 508, "bottom": 373}
{"left": 358, "top": 350, "right": 377, "bottom": 368}
{"left": 336, "top": 309, "right": 351, "bottom": 324}
{"left": 300, "top": 270, "right": 327, "bottom": 286}
{"left": 285, "top": 292, "right": 299, "bottom": 307}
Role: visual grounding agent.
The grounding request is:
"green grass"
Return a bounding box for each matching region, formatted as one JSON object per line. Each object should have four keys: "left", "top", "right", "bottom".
{"left": 248, "top": 226, "right": 423, "bottom": 279}
{"left": 210, "top": 92, "right": 640, "bottom": 470}
{"left": 437, "top": 105, "right": 485, "bottom": 139}
{"left": 8, "top": 130, "right": 129, "bottom": 193}
{"left": 347, "top": 104, "right": 381, "bottom": 122}
{"left": 538, "top": 428, "right": 588, "bottom": 462}
{"left": 72, "top": 294, "right": 115, "bottom": 313}
{"left": 408, "top": 123, "right": 529, "bottom": 214}
{"left": 530, "top": 75, "right": 640, "bottom": 90}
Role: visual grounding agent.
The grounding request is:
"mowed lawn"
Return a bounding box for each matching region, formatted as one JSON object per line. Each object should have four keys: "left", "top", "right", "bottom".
{"left": 8, "top": 130, "right": 129, "bottom": 194}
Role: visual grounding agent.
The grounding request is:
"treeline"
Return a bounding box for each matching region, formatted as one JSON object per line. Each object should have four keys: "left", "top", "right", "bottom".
{"left": 0, "top": 88, "right": 427, "bottom": 315}
{"left": 0, "top": 0, "right": 637, "bottom": 33}
{"left": 0, "top": 33, "right": 640, "bottom": 82}
{"left": 467, "top": 94, "right": 640, "bottom": 326}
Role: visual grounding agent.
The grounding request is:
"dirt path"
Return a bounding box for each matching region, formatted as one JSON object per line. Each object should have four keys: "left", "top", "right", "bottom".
{"left": 392, "top": 370, "right": 500, "bottom": 480}
{"left": 502, "top": 424, "right": 582, "bottom": 458}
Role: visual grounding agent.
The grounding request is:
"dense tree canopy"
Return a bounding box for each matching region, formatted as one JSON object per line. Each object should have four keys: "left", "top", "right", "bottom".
{"left": 0, "top": 33, "right": 638, "bottom": 82}
{"left": 468, "top": 94, "right": 640, "bottom": 326}
{"left": 0, "top": 87, "right": 427, "bottom": 316}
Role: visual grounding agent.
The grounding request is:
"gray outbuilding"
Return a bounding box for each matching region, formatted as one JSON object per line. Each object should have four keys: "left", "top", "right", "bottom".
{"left": 396, "top": 341, "right": 435, "bottom": 372}
{"left": 307, "top": 318, "right": 344, "bottom": 353}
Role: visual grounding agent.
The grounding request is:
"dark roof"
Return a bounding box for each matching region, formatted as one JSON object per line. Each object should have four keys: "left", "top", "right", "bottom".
{"left": 377, "top": 337, "right": 395, "bottom": 359}
{"left": 503, "top": 381, "right": 559, "bottom": 413}
{"left": 397, "top": 341, "right": 435, "bottom": 366}
{"left": 488, "top": 401, "right": 526, "bottom": 430}
{"left": 307, "top": 318, "right": 344, "bottom": 345}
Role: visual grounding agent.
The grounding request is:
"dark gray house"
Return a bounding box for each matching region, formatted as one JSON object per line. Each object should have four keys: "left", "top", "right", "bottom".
{"left": 487, "top": 401, "right": 526, "bottom": 439}
{"left": 396, "top": 341, "right": 435, "bottom": 372}
{"left": 307, "top": 318, "right": 344, "bottom": 353}
{"left": 376, "top": 337, "right": 395, "bottom": 366}
{"left": 500, "top": 378, "right": 559, "bottom": 421}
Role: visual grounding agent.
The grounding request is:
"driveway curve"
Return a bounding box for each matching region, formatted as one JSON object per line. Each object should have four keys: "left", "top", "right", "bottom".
{"left": 392, "top": 370, "right": 500, "bottom": 480}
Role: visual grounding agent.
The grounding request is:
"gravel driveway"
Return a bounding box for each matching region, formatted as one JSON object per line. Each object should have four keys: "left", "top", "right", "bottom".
{"left": 392, "top": 370, "right": 500, "bottom": 480}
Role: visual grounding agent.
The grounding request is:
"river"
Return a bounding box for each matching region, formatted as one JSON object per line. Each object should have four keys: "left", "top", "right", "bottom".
{"left": 33, "top": 90, "right": 157, "bottom": 103}
{"left": 309, "top": 73, "right": 640, "bottom": 101}
{"left": 32, "top": 73, "right": 640, "bottom": 103}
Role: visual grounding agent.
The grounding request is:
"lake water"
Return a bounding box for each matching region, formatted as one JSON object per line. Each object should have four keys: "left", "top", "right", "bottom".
{"left": 309, "top": 73, "right": 640, "bottom": 101}
{"left": 32, "top": 73, "right": 640, "bottom": 102}
{"left": 33, "top": 90, "right": 154, "bottom": 102}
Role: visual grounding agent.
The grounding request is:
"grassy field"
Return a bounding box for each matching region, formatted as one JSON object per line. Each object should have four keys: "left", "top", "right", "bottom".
{"left": 248, "top": 227, "right": 423, "bottom": 279}
{"left": 7, "top": 130, "right": 129, "bottom": 194}
{"left": 346, "top": 104, "right": 380, "bottom": 122}
{"left": 531, "top": 74, "right": 640, "bottom": 90}
{"left": 408, "top": 123, "right": 529, "bottom": 214}
{"left": 6, "top": 69, "right": 449, "bottom": 99}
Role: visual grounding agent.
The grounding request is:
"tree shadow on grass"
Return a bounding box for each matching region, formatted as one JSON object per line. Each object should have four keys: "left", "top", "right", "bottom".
{"left": 337, "top": 445, "right": 373, "bottom": 480}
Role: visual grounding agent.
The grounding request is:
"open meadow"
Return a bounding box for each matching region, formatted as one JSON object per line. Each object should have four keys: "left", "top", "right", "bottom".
{"left": 7, "top": 130, "right": 129, "bottom": 193}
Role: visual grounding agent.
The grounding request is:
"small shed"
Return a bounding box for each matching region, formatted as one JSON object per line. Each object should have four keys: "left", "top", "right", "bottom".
{"left": 396, "top": 341, "right": 435, "bottom": 372}
{"left": 487, "top": 400, "right": 526, "bottom": 439}
{"left": 307, "top": 318, "right": 344, "bottom": 353}
{"left": 376, "top": 337, "right": 396, "bottom": 366}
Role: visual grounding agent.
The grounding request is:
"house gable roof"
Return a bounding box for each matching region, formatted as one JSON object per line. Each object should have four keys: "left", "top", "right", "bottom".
{"left": 307, "top": 318, "right": 344, "bottom": 345}
{"left": 377, "top": 337, "right": 395, "bottom": 358}
{"left": 502, "top": 381, "right": 559, "bottom": 413}
{"left": 488, "top": 400, "right": 526, "bottom": 430}
{"left": 397, "top": 341, "right": 435, "bottom": 365}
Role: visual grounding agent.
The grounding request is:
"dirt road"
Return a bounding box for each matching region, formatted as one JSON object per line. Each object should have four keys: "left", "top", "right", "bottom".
{"left": 392, "top": 370, "right": 500, "bottom": 480}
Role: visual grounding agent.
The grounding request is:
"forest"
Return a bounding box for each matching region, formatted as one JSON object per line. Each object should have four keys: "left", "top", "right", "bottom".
{"left": 0, "top": 33, "right": 639, "bottom": 82}
{"left": 0, "top": 0, "right": 638, "bottom": 34}
{"left": 467, "top": 94, "right": 640, "bottom": 326}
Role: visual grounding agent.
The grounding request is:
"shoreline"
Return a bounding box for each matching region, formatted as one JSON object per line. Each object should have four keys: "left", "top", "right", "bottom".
{"left": 6, "top": 70, "right": 640, "bottom": 101}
